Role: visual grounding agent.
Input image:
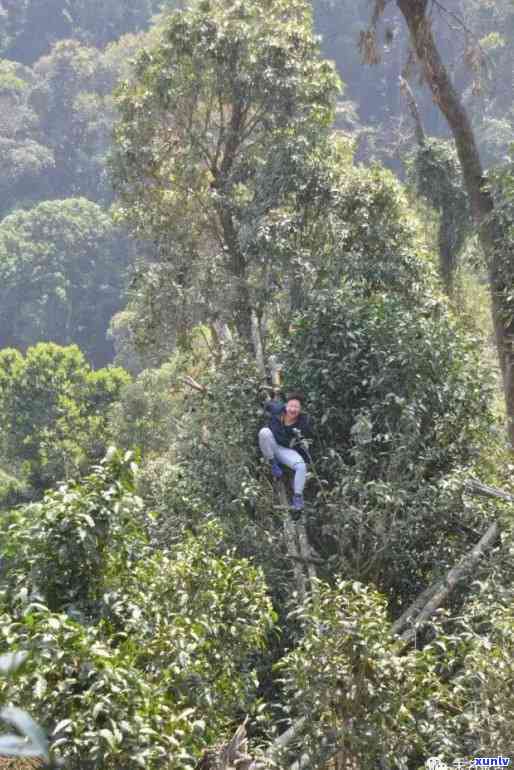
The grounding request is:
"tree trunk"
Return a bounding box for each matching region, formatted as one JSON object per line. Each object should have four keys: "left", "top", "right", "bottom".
{"left": 400, "top": 76, "right": 455, "bottom": 295}
{"left": 276, "top": 484, "right": 319, "bottom": 601}
{"left": 251, "top": 309, "right": 266, "bottom": 380}
{"left": 399, "top": 76, "right": 425, "bottom": 148}
{"left": 438, "top": 210, "right": 456, "bottom": 296}
{"left": 213, "top": 92, "right": 258, "bottom": 357}
{"left": 392, "top": 520, "right": 499, "bottom": 643}
{"left": 395, "top": 0, "right": 514, "bottom": 446}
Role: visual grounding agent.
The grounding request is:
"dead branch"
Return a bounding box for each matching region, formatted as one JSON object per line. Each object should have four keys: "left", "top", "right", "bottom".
{"left": 277, "top": 480, "right": 308, "bottom": 602}
{"left": 399, "top": 75, "right": 426, "bottom": 147}
{"left": 392, "top": 477, "right": 510, "bottom": 639}
{"left": 181, "top": 375, "right": 208, "bottom": 394}
{"left": 267, "top": 355, "right": 283, "bottom": 390}
{"left": 395, "top": 520, "right": 499, "bottom": 643}
{"left": 465, "top": 478, "right": 514, "bottom": 504}
{"left": 272, "top": 718, "right": 307, "bottom": 751}
{"left": 251, "top": 310, "right": 266, "bottom": 380}
{"left": 296, "top": 518, "right": 318, "bottom": 594}
{"left": 195, "top": 719, "right": 255, "bottom": 769}
{"left": 390, "top": 581, "right": 440, "bottom": 638}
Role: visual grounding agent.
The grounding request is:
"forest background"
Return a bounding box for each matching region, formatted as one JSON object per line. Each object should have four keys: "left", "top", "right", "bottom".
{"left": 0, "top": 0, "right": 514, "bottom": 768}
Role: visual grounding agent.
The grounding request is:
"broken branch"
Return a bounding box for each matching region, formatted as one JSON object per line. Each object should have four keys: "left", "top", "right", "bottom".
{"left": 181, "top": 375, "right": 208, "bottom": 394}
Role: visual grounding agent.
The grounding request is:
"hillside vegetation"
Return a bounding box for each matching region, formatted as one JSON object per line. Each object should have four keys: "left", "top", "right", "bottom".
{"left": 0, "top": 1, "right": 513, "bottom": 768}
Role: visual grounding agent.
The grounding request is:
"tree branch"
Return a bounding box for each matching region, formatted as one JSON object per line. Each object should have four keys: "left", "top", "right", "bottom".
{"left": 464, "top": 478, "right": 514, "bottom": 504}
{"left": 397, "top": 520, "right": 499, "bottom": 644}
{"left": 430, "top": 0, "right": 492, "bottom": 72}
{"left": 392, "top": 477, "right": 511, "bottom": 640}
{"left": 399, "top": 76, "right": 426, "bottom": 147}
{"left": 277, "top": 480, "right": 308, "bottom": 603}
{"left": 195, "top": 718, "right": 253, "bottom": 769}
{"left": 180, "top": 375, "right": 208, "bottom": 394}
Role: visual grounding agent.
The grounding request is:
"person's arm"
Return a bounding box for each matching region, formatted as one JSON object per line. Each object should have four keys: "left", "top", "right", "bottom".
{"left": 265, "top": 399, "right": 285, "bottom": 417}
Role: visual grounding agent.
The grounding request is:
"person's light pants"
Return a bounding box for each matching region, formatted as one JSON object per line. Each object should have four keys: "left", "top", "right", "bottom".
{"left": 258, "top": 427, "right": 306, "bottom": 495}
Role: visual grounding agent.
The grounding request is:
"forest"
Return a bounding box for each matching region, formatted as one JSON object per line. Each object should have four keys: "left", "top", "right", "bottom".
{"left": 0, "top": 0, "right": 513, "bottom": 768}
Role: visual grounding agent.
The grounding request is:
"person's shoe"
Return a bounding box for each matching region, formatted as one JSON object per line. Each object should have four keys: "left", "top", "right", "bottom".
{"left": 270, "top": 460, "right": 283, "bottom": 479}
{"left": 291, "top": 493, "right": 304, "bottom": 511}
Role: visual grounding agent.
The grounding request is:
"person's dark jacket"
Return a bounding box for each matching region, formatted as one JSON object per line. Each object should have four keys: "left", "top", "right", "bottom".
{"left": 264, "top": 400, "right": 313, "bottom": 462}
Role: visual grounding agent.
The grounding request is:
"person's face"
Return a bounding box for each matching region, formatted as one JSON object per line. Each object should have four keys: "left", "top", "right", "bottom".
{"left": 286, "top": 399, "right": 301, "bottom": 420}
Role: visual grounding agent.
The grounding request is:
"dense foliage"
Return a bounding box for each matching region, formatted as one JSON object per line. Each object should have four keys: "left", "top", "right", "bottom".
{"left": 112, "top": 0, "right": 340, "bottom": 343}
{"left": 0, "top": 199, "right": 132, "bottom": 364}
{"left": 167, "top": 277, "right": 497, "bottom": 609}
{"left": 0, "top": 453, "right": 274, "bottom": 768}
{"left": 280, "top": 575, "right": 514, "bottom": 766}
{"left": 0, "top": 343, "right": 129, "bottom": 493}
{"left": 1, "top": 0, "right": 514, "bottom": 768}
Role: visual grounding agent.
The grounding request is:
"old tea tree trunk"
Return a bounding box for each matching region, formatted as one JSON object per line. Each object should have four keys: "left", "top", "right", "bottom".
{"left": 371, "top": 0, "right": 514, "bottom": 446}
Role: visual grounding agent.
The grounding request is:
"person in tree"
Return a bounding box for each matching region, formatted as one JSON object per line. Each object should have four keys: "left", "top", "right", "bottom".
{"left": 258, "top": 391, "right": 312, "bottom": 511}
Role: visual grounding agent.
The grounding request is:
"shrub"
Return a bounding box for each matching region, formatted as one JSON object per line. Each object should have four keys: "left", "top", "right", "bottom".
{"left": 0, "top": 343, "right": 130, "bottom": 491}
{"left": 0, "top": 452, "right": 275, "bottom": 768}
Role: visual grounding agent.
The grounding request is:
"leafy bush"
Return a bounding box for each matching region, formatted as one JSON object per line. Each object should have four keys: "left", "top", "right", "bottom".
{"left": 0, "top": 468, "right": 29, "bottom": 510}
{"left": 441, "top": 581, "right": 514, "bottom": 753}
{"left": 109, "top": 358, "right": 194, "bottom": 457}
{"left": 0, "top": 198, "right": 132, "bottom": 366}
{"left": 277, "top": 285, "right": 496, "bottom": 604}
{"left": 279, "top": 577, "right": 514, "bottom": 768}
{"left": 284, "top": 286, "right": 492, "bottom": 471}
{"left": 0, "top": 608, "right": 200, "bottom": 770}
{"left": 0, "top": 343, "right": 130, "bottom": 491}
{"left": 1, "top": 449, "right": 146, "bottom": 616}
{"left": 323, "top": 163, "right": 432, "bottom": 298}
{"left": 163, "top": 277, "right": 498, "bottom": 619}
{"left": 103, "top": 528, "right": 275, "bottom": 736}
{"left": 0, "top": 452, "right": 275, "bottom": 769}
{"left": 278, "top": 580, "right": 446, "bottom": 769}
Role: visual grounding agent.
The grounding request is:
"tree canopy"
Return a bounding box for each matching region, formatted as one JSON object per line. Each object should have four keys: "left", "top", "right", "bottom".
{"left": 0, "top": 343, "right": 129, "bottom": 491}
{"left": 112, "top": 0, "right": 340, "bottom": 348}
{"left": 1, "top": 0, "right": 514, "bottom": 767}
{"left": 0, "top": 198, "right": 131, "bottom": 365}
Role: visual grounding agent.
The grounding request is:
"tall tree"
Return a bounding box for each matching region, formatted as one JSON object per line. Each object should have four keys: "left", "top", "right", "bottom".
{"left": 0, "top": 59, "right": 54, "bottom": 215}
{"left": 112, "top": 0, "right": 340, "bottom": 357}
{"left": 367, "top": 0, "right": 514, "bottom": 446}
{"left": 0, "top": 343, "right": 129, "bottom": 489}
{"left": 400, "top": 80, "right": 469, "bottom": 296}
{"left": 31, "top": 40, "right": 116, "bottom": 201}
{"left": 0, "top": 198, "right": 132, "bottom": 365}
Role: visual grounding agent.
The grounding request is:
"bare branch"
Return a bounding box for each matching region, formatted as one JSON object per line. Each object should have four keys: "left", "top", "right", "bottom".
{"left": 195, "top": 718, "right": 254, "bottom": 769}
{"left": 397, "top": 520, "right": 499, "bottom": 644}
{"left": 394, "top": 518, "right": 501, "bottom": 643}
{"left": 391, "top": 582, "right": 440, "bottom": 637}
{"left": 392, "top": 479, "right": 511, "bottom": 640}
{"left": 251, "top": 310, "right": 266, "bottom": 380}
{"left": 399, "top": 76, "right": 426, "bottom": 147}
{"left": 465, "top": 478, "right": 514, "bottom": 504}
{"left": 180, "top": 375, "right": 208, "bottom": 394}
{"left": 431, "top": 0, "right": 492, "bottom": 67}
